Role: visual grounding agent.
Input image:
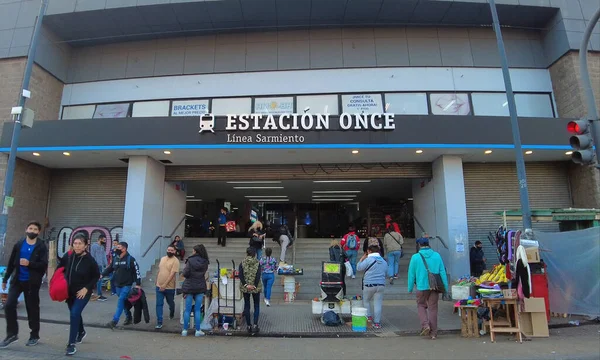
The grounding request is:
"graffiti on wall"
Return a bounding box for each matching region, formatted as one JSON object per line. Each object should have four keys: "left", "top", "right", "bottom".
{"left": 56, "top": 225, "right": 123, "bottom": 259}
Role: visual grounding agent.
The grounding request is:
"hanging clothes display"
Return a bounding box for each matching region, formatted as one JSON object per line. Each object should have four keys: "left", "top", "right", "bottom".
{"left": 513, "top": 245, "right": 532, "bottom": 299}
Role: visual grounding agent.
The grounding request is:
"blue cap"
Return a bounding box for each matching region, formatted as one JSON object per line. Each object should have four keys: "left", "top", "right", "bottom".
{"left": 416, "top": 237, "right": 430, "bottom": 245}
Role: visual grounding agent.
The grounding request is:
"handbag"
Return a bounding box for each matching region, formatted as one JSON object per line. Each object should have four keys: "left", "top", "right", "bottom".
{"left": 419, "top": 253, "right": 445, "bottom": 293}
{"left": 49, "top": 267, "right": 69, "bottom": 302}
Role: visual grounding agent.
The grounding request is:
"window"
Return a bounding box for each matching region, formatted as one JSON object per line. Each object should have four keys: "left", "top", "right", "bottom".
{"left": 254, "top": 97, "right": 294, "bottom": 115}
{"left": 430, "top": 93, "right": 470, "bottom": 115}
{"left": 296, "top": 95, "right": 339, "bottom": 115}
{"left": 515, "top": 94, "right": 554, "bottom": 117}
{"left": 61, "top": 105, "right": 96, "bottom": 120}
{"left": 341, "top": 94, "right": 384, "bottom": 114}
{"left": 384, "top": 93, "right": 428, "bottom": 115}
{"left": 472, "top": 93, "right": 509, "bottom": 116}
{"left": 171, "top": 100, "right": 209, "bottom": 116}
{"left": 93, "top": 103, "right": 131, "bottom": 118}
{"left": 132, "top": 101, "right": 170, "bottom": 117}
{"left": 212, "top": 97, "right": 251, "bottom": 115}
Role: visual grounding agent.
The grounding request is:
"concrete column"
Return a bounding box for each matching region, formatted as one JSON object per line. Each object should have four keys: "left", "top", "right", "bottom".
{"left": 413, "top": 155, "right": 470, "bottom": 282}
{"left": 123, "top": 156, "right": 165, "bottom": 276}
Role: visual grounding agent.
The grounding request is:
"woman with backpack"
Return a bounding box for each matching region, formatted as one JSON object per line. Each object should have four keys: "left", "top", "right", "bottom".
{"left": 328, "top": 239, "right": 347, "bottom": 297}
{"left": 58, "top": 234, "right": 100, "bottom": 356}
{"left": 340, "top": 226, "right": 360, "bottom": 279}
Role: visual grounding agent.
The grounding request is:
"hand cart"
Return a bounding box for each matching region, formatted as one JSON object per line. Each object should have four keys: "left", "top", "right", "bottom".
{"left": 215, "top": 259, "right": 240, "bottom": 329}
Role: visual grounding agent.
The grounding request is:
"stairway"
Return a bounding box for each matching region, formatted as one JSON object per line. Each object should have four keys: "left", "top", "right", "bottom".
{"left": 144, "top": 237, "right": 418, "bottom": 300}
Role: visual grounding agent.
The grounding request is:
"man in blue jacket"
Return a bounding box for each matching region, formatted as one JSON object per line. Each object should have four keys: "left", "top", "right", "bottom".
{"left": 408, "top": 237, "right": 448, "bottom": 340}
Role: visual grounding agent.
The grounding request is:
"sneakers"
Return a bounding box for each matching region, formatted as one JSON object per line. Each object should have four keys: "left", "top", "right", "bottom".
{"left": 97, "top": 296, "right": 108, "bottom": 302}
{"left": 169, "top": 314, "right": 175, "bottom": 320}
{"left": 393, "top": 274, "right": 399, "bottom": 279}
{"left": 155, "top": 323, "right": 163, "bottom": 330}
{"left": 373, "top": 323, "right": 382, "bottom": 329}
{"left": 389, "top": 278, "right": 394, "bottom": 285}
{"left": 264, "top": 299, "right": 270, "bottom": 307}
{"left": 367, "top": 316, "right": 373, "bottom": 323}
{"left": 75, "top": 331, "right": 86, "bottom": 344}
{"left": 0, "top": 335, "right": 18, "bottom": 348}
{"left": 107, "top": 320, "right": 117, "bottom": 330}
{"left": 195, "top": 330, "right": 205, "bottom": 337}
{"left": 351, "top": 275, "right": 356, "bottom": 279}
{"left": 181, "top": 330, "right": 188, "bottom": 337}
{"left": 123, "top": 318, "right": 132, "bottom": 326}
{"left": 247, "top": 326, "right": 252, "bottom": 334}
{"left": 420, "top": 327, "right": 431, "bottom": 336}
{"left": 26, "top": 337, "right": 39, "bottom": 346}
{"left": 90, "top": 295, "right": 99, "bottom": 301}
{"left": 65, "top": 344, "right": 77, "bottom": 356}
{"left": 111, "top": 292, "right": 117, "bottom": 296}
{"left": 251, "top": 325, "right": 260, "bottom": 334}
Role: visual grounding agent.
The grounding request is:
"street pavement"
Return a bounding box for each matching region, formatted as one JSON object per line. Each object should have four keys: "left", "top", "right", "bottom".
{"left": 0, "top": 320, "right": 598, "bottom": 360}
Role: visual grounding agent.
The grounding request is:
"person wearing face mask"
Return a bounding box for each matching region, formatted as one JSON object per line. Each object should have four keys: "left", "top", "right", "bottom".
{"left": 1, "top": 221, "right": 48, "bottom": 348}
{"left": 155, "top": 245, "right": 180, "bottom": 329}
{"left": 102, "top": 242, "right": 142, "bottom": 329}
{"left": 90, "top": 235, "right": 108, "bottom": 301}
{"left": 470, "top": 240, "right": 487, "bottom": 277}
{"left": 58, "top": 234, "right": 100, "bottom": 356}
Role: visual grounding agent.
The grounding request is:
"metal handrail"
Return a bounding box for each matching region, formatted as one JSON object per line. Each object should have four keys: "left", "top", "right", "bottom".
{"left": 142, "top": 214, "right": 191, "bottom": 258}
{"left": 413, "top": 215, "right": 449, "bottom": 250}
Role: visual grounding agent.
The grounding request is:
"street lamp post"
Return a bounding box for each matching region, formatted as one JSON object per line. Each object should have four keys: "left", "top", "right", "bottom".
{"left": 488, "top": 0, "right": 533, "bottom": 230}
{"left": 0, "top": 0, "right": 48, "bottom": 263}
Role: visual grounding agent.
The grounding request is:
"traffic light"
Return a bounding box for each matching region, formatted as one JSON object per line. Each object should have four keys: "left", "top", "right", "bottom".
{"left": 567, "top": 119, "right": 595, "bottom": 165}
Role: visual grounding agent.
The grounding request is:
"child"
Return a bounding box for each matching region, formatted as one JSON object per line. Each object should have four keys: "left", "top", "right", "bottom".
{"left": 259, "top": 248, "right": 278, "bottom": 307}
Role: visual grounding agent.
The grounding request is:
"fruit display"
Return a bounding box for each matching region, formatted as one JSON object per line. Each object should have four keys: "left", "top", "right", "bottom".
{"left": 475, "top": 264, "right": 508, "bottom": 285}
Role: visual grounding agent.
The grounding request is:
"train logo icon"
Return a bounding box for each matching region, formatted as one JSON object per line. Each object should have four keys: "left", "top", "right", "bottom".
{"left": 198, "top": 114, "right": 215, "bottom": 133}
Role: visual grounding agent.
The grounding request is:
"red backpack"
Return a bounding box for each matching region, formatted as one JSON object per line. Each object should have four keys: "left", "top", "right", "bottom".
{"left": 49, "top": 266, "right": 69, "bottom": 302}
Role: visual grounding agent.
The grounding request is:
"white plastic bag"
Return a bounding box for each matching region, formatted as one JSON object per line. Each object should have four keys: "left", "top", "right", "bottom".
{"left": 344, "top": 261, "right": 354, "bottom": 278}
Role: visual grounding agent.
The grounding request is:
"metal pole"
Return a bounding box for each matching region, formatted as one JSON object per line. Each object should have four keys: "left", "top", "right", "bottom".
{"left": 488, "top": 0, "right": 533, "bottom": 230}
{"left": 0, "top": 0, "right": 48, "bottom": 263}
{"left": 579, "top": 6, "right": 600, "bottom": 169}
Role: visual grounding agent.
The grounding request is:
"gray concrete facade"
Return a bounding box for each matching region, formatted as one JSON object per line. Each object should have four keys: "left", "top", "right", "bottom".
{"left": 0, "top": 0, "right": 598, "bottom": 83}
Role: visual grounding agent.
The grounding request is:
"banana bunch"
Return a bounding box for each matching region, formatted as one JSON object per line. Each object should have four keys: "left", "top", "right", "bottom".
{"left": 478, "top": 264, "right": 508, "bottom": 284}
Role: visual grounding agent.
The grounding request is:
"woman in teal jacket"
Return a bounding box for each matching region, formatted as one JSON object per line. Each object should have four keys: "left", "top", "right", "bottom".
{"left": 407, "top": 238, "right": 448, "bottom": 340}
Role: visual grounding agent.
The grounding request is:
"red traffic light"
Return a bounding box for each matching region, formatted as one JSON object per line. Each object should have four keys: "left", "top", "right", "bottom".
{"left": 567, "top": 121, "right": 580, "bottom": 134}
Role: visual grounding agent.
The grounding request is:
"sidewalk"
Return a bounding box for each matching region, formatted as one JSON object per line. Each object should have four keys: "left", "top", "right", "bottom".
{"left": 1, "top": 285, "right": 590, "bottom": 338}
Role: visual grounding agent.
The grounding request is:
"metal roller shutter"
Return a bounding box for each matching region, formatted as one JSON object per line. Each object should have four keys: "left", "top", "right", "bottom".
{"left": 47, "top": 169, "right": 127, "bottom": 253}
{"left": 165, "top": 163, "right": 432, "bottom": 181}
{"left": 464, "top": 162, "right": 572, "bottom": 264}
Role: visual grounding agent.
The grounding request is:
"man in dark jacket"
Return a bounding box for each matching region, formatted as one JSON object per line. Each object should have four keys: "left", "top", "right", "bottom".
{"left": 470, "top": 241, "right": 487, "bottom": 277}
{"left": 1, "top": 221, "right": 48, "bottom": 348}
{"left": 101, "top": 242, "right": 141, "bottom": 329}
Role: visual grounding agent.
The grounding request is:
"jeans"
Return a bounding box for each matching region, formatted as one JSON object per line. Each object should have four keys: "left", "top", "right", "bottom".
{"left": 4, "top": 281, "right": 41, "bottom": 338}
{"left": 346, "top": 250, "right": 358, "bottom": 275}
{"left": 362, "top": 285, "right": 385, "bottom": 324}
{"left": 256, "top": 248, "right": 263, "bottom": 260}
{"left": 96, "top": 266, "right": 104, "bottom": 296}
{"left": 387, "top": 250, "right": 402, "bottom": 278}
{"left": 262, "top": 273, "right": 275, "bottom": 300}
{"left": 183, "top": 293, "right": 203, "bottom": 331}
{"left": 156, "top": 287, "right": 176, "bottom": 323}
{"left": 279, "top": 235, "right": 290, "bottom": 262}
{"left": 110, "top": 274, "right": 116, "bottom": 295}
{"left": 243, "top": 292, "right": 260, "bottom": 326}
{"left": 113, "top": 286, "right": 132, "bottom": 323}
{"left": 416, "top": 290, "right": 440, "bottom": 336}
{"left": 67, "top": 295, "right": 90, "bottom": 345}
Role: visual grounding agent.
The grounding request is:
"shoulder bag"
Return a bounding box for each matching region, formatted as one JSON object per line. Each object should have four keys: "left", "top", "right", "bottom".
{"left": 419, "top": 253, "right": 445, "bottom": 293}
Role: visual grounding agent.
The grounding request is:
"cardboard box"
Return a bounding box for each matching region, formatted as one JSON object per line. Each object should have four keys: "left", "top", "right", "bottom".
{"left": 520, "top": 297, "right": 549, "bottom": 337}
{"left": 502, "top": 289, "right": 517, "bottom": 299}
{"left": 523, "top": 297, "right": 546, "bottom": 313}
{"left": 525, "top": 247, "right": 540, "bottom": 263}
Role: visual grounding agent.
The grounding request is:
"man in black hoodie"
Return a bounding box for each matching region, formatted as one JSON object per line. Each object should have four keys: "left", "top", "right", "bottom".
{"left": 101, "top": 242, "right": 141, "bottom": 329}
{"left": 1, "top": 221, "right": 48, "bottom": 348}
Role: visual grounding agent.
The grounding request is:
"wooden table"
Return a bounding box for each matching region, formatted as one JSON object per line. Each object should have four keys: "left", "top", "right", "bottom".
{"left": 459, "top": 305, "right": 479, "bottom": 338}
{"left": 483, "top": 298, "right": 523, "bottom": 343}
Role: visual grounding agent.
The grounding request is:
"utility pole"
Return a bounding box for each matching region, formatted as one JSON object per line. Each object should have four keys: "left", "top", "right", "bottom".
{"left": 488, "top": 0, "right": 533, "bottom": 230}
{"left": 0, "top": 0, "right": 48, "bottom": 263}
{"left": 578, "top": 5, "right": 600, "bottom": 169}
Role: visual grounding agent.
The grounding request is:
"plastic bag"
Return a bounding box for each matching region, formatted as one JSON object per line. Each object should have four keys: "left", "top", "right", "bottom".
{"left": 344, "top": 261, "right": 354, "bottom": 278}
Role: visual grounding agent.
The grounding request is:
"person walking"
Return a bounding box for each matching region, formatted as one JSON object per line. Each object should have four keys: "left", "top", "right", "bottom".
{"left": 90, "top": 235, "right": 108, "bottom": 301}
{"left": 248, "top": 220, "right": 265, "bottom": 259}
{"left": 259, "top": 248, "right": 278, "bottom": 307}
{"left": 155, "top": 245, "right": 180, "bottom": 330}
{"left": 171, "top": 236, "right": 185, "bottom": 260}
{"left": 407, "top": 237, "right": 448, "bottom": 340}
{"left": 357, "top": 238, "right": 388, "bottom": 329}
{"left": 340, "top": 226, "right": 360, "bottom": 279}
{"left": 181, "top": 244, "right": 209, "bottom": 337}
{"left": 239, "top": 247, "right": 262, "bottom": 334}
{"left": 217, "top": 207, "right": 228, "bottom": 247}
{"left": 1, "top": 221, "right": 48, "bottom": 348}
{"left": 102, "top": 242, "right": 142, "bottom": 329}
{"left": 469, "top": 240, "right": 487, "bottom": 277}
{"left": 383, "top": 230, "right": 403, "bottom": 284}
{"left": 328, "top": 239, "right": 347, "bottom": 298}
{"left": 59, "top": 234, "right": 100, "bottom": 356}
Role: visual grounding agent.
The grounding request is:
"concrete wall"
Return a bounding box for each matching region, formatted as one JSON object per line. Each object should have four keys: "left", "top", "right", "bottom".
{"left": 161, "top": 181, "right": 187, "bottom": 250}
{"left": 549, "top": 51, "right": 600, "bottom": 209}
{"left": 0, "top": 58, "right": 63, "bottom": 262}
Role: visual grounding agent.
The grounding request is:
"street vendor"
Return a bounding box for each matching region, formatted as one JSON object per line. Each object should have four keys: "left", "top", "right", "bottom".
{"left": 470, "top": 241, "right": 487, "bottom": 277}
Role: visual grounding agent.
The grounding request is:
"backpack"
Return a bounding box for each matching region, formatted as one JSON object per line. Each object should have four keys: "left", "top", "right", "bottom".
{"left": 329, "top": 246, "right": 342, "bottom": 262}
{"left": 322, "top": 310, "right": 342, "bottom": 326}
{"left": 346, "top": 234, "right": 358, "bottom": 250}
{"left": 49, "top": 267, "right": 69, "bottom": 302}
